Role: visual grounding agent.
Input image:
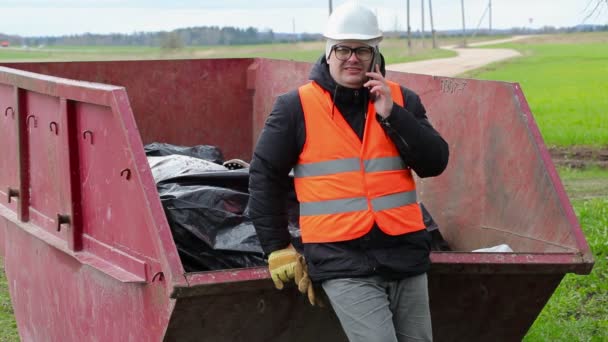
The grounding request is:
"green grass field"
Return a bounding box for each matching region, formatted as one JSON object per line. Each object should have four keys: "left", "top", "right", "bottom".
{"left": 0, "top": 35, "right": 513, "bottom": 64}
{"left": 0, "top": 260, "right": 18, "bottom": 341}
{"left": 461, "top": 34, "right": 608, "bottom": 147}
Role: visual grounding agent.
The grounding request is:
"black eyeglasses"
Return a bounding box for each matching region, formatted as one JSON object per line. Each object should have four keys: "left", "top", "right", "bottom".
{"left": 332, "top": 45, "right": 375, "bottom": 61}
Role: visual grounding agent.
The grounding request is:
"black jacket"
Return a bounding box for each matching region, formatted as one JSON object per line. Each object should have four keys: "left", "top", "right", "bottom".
{"left": 249, "top": 54, "right": 449, "bottom": 282}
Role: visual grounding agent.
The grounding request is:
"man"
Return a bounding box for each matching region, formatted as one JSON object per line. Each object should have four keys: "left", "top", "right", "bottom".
{"left": 248, "top": 2, "right": 449, "bottom": 341}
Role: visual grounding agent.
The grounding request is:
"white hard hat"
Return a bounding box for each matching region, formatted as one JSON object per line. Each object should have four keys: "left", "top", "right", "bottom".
{"left": 323, "top": 1, "right": 383, "bottom": 41}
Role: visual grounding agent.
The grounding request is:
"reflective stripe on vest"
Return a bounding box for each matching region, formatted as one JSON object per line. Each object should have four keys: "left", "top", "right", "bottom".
{"left": 299, "top": 190, "right": 417, "bottom": 216}
{"left": 296, "top": 80, "right": 425, "bottom": 243}
{"left": 294, "top": 156, "right": 406, "bottom": 178}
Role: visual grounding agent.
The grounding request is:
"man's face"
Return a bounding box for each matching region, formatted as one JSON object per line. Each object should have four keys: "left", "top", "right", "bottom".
{"left": 328, "top": 42, "right": 374, "bottom": 89}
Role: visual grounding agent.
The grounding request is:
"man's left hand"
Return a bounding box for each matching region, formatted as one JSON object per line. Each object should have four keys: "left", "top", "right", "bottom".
{"left": 268, "top": 245, "right": 298, "bottom": 289}
{"left": 364, "top": 64, "right": 393, "bottom": 119}
{"left": 295, "top": 254, "right": 326, "bottom": 307}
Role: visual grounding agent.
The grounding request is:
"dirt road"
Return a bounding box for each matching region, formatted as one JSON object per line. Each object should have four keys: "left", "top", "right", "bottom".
{"left": 387, "top": 36, "right": 531, "bottom": 77}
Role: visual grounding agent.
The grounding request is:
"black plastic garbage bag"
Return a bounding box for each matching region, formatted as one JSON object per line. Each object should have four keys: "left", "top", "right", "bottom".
{"left": 145, "top": 142, "right": 224, "bottom": 165}
{"left": 159, "top": 181, "right": 265, "bottom": 271}
{"left": 156, "top": 168, "right": 300, "bottom": 272}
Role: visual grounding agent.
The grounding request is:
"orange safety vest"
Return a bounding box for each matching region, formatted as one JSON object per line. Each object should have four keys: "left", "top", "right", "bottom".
{"left": 294, "top": 81, "right": 425, "bottom": 243}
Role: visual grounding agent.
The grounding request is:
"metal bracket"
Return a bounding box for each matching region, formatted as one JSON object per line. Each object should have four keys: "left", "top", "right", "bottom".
{"left": 120, "top": 168, "right": 131, "bottom": 180}
{"left": 26, "top": 115, "right": 37, "bottom": 128}
{"left": 83, "top": 130, "right": 94, "bottom": 144}
{"left": 7, "top": 188, "right": 19, "bottom": 203}
{"left": 49, "top": 121, "right": 59, "bottom": 135}
{"left": 57, "top": 214, "right": 71, "bottom": 232}
{"left": 4, "top": 107, "right": 14, "bottom": 119}
{"left": 152, "top": 272, "right": 164, "bottom": 282}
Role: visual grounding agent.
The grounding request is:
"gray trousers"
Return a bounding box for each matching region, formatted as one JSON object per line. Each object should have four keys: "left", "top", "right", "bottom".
{"left": 322, "top": 273, "right": 432, "bottom": 342}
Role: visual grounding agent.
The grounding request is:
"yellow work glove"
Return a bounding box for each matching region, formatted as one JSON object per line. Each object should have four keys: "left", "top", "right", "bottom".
{"left": 268, "top": 245, "right": 298, "bottom": 290}
{"left": 294, "top": 254, "right": 326, "bottom": 307}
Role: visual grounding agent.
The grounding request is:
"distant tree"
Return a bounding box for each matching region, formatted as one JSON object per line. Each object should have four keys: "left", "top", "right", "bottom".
{"left": 541, "top": 25, "right": 557, "bottom": 34}
{"left": 160, "top": 31, "right": 184, "bottom": 50}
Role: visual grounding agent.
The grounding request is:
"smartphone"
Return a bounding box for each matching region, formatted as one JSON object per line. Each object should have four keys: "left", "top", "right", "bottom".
{"left": 368, "top": 46, "right": 380, "bottom": 101}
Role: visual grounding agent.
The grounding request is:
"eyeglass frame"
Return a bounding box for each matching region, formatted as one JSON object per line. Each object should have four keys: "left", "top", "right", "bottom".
{"left": 331, "top": 45, "right": 375, "bottom": 61}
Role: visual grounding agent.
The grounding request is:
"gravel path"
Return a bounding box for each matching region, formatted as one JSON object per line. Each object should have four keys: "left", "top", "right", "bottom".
{"left": 387, "top": 36, "right": 531, "bottom": 77}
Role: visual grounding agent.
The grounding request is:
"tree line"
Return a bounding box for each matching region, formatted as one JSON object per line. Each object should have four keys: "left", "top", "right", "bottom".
{"left": 1, "top": 24, "right": 606, "bottom": 48}
{"left": 1, "top": 26, "right": 321, "bottom": 48}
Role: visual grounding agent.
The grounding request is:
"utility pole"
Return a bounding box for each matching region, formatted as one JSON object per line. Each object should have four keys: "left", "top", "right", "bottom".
{"left": 489, "top": 0, "right": 492, "bottom": 33}
{"left": 407, "top": 0, "right": 412, "bottom": 50}
{"left": 329, "top": 0, "right": 333, "bottom": 15}
{"left": 421, "top": 0, "right": 425, "bottom": 48}
{"left": 460, "top": 0, "right": 467, "bottom": 47}
{"left": 428, "top": 0, "right": 437, "bottom": 48}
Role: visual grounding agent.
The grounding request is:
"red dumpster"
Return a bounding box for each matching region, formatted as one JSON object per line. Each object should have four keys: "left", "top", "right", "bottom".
{"left": 0, "top": 59, "right": 594, "bottom": 341}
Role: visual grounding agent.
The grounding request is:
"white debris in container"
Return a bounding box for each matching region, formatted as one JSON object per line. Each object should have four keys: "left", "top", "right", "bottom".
{"left": 472, "top": 244, "right": 514, "bottom": 253}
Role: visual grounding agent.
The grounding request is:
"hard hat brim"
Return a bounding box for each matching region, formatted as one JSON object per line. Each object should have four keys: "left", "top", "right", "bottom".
{"left": 323, "top": 33, "right": 383, "bottom": 41}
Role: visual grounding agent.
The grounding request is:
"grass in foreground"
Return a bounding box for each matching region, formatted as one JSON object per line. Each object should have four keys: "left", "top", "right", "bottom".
{"left": 0, "top": 259, "right": 18, "bottom": 342}
{"left": 524, "top": 168, "right": 608, "bottom": 340}
{"left": 460, "top": 32, "right": 608, "bottom": 147}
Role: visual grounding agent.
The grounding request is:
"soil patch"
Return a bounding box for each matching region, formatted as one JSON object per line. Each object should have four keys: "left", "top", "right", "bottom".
{"left": 549, "top": 146, "right": 608, "bottom": 169}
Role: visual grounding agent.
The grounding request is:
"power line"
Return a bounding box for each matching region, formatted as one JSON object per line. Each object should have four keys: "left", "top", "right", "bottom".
{"left": 421, "top": 0, "right": 425, "bottom": 47}
{"left": 489, "top": 0, "right": 492, "bottom": 33}
{"left": 461, "top": 0, "right": 467, "bottom": 47}
{"left": 471, "top": 1, "right": 491, "bottom": 38}
{"left": 428, "top": 0, "right": 437, "bottom": 48}
{"left": 407, "top": 0, "right": 412, "bottom": 49}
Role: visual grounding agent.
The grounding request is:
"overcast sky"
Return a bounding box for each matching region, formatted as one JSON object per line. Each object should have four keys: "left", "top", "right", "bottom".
{"left": 2, "top": 0, "right": 607, "bottom": 37}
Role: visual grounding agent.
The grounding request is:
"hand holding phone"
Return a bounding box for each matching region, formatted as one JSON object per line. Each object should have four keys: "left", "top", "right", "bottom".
{"left": 364, "top": 48, "right": 393, "bottom": 118}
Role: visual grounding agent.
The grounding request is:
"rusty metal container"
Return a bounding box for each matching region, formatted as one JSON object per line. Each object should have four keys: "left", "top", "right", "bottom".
{"left": 0, "top": 59, "right": 593, "bottom": 341}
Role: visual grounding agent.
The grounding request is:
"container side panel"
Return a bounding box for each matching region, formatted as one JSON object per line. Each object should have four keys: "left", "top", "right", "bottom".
{"left": 429, "top": 273, "right": 563, "bottom": 341}
{"left": 165, "top": 288, "right": 347, "bottom": 342}
{"left": 383, "top": 72, "right": 581, "bottom": 253}
{"left": 0, "top": 84, "right": 19, "bottom": 215}
{"left": 249, "top": 59, "right": 312, "bottom": 152}
{"left": 481, "top": 84, "right": 579, "bottom": 252}
{"left": 169, "top": 270, "right": 562, "bottom": 342}
{"left": 2, "top": 60, "right": 255, "bottom": 159}
{"left": 24, "top": 91, "right": 73, "bottom": 241}
{"left": 3, "top": 222, "right": 170, "bottom": 342}
{"left": 0, "top": 64, "right": 183, "bottom": 284}
{"left": 74, "top": 101, "right": 157, "bottom": 262}
{"left": 0, "top": 217, "right": 5, "bottom": 256}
